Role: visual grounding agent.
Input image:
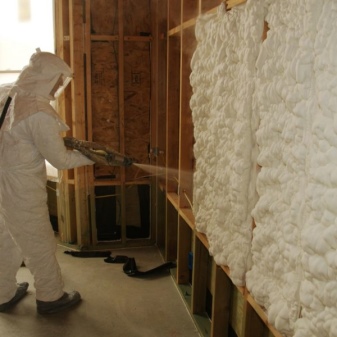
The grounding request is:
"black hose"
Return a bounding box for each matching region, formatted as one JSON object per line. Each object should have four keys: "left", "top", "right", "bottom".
{"left": 0, "top": 96, "right": 12, "bottom": 130}
{"left": 122, "top": 257, "right": 176, "bottom": 277}
{"left": 64, "top": 250, "right": 112, "bottom": 258}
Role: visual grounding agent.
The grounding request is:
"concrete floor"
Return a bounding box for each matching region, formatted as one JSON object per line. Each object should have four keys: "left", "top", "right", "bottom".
{"left": 0, "top": 243, "right": 201, "bottom": 337}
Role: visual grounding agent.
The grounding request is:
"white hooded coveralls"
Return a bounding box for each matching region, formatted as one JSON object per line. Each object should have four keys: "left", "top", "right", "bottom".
{"left": 0, "top": 50, "right": 93, "bottom": 303}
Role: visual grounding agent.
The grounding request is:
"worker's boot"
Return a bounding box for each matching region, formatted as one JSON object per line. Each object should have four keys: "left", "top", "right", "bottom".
{"left": 36, "top": 291, "right": 81, "bottom": 314}
{"left": 0, "top": 282, "right": 29, "bottom": 312}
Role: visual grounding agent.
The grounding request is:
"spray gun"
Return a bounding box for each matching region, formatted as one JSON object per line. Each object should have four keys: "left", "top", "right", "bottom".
{"left": 64, "top": 137, "right": 136, "bottom": 167}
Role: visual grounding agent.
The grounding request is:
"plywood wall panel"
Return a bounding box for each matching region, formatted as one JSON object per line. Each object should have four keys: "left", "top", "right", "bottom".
{"left": 168, "top": 0, "right": 181, "bottom": 30}
{"left": 202, "top": 0, "right": 221, "bottom": 12}
{"left": 183, "top": 0, "right": 199, "bottom": 21}
{"left": 124, "top": 41, "right": 151, "bottom": 181}
{"left": 90, "top": 0, "right": 118, "bottom": 35}
{"left": 123, "top": 0, "right": 151, "bottom": 36}
{"left": 91, "top": 41, "right": 121, "bottom": 178}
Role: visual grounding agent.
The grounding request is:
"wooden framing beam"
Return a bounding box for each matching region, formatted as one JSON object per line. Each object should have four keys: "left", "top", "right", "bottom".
{"left": 54, "top": 0, "right": 78, "bottom": 244}
{"left": 69, "top": 0, "right": 91, "bottom": 248}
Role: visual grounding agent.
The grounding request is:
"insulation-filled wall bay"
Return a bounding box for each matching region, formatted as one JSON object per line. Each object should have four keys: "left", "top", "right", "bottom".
{"left": 164, "top": 0, "right": 337, "bottom": 337}
{"left": 162, "top": 1, "right": 269, "bottom": 337}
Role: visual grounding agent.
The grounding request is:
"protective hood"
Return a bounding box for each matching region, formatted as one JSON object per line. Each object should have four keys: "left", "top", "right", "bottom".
{"left": 15, "top": 48, "right": 73, "bottom": 101}
{"left": 0, "top": 49, "right": 72, "bottom": 131}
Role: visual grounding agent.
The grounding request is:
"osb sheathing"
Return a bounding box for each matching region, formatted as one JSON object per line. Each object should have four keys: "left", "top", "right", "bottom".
{"left": 90, "top": 0, "right": 151, "bottom": 180}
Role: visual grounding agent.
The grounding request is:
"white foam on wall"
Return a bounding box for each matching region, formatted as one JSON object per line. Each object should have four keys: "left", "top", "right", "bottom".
{"left": 191, "top": 0, "right": 337, "bottom": 336}
{"left": 245, "top": 1, "right": 337, "bottom": 335}
{"left": 246, "top": 1, "right": 313, "bottom": 334}
{"left": 294, "top": 2, "right": 337, "bottom": 336}
{"left": 190, "top": 1, "right": 265, "bottom": 286}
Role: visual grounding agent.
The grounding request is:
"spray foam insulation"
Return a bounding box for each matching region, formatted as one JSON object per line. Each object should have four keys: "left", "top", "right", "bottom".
{"left": 190, "top": 1, "right": 337, "bottom": 336}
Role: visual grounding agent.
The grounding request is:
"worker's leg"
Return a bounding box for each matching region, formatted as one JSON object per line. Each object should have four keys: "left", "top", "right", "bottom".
{"left": 8, "top": 208, "right": 64, "bottom": 302}
{"left": 0, "top": 222, "right": 25, "bottom": 304}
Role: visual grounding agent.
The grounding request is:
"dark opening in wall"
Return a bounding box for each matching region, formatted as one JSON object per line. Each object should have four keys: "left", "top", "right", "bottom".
{"left": 95, "top": 184, "right": 150, "bottom": 241}
{"left": 126, "top": 184, "right": 150, "bottom": 239}
{"left": 95, "top": 185, "right": 119, "bottom": 241}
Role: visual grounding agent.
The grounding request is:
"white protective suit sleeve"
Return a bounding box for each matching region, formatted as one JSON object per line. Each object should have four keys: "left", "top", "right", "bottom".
{"left": 27, "top": 111, "right": 94, "bottom": 169}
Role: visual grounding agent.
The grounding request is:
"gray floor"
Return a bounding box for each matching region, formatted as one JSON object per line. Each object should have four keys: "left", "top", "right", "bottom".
{"left": 0, "top": 242, "right": 201, "bottom": 337}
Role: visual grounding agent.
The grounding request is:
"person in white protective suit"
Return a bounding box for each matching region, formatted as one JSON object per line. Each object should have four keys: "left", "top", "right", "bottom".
{"left": 0, "top": 49, "right": 94, "bottom": 314}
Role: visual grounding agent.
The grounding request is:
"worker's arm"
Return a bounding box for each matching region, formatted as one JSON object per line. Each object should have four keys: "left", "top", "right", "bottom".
{"left": 28, "top": 111, "right": 94, "bottom": 170}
